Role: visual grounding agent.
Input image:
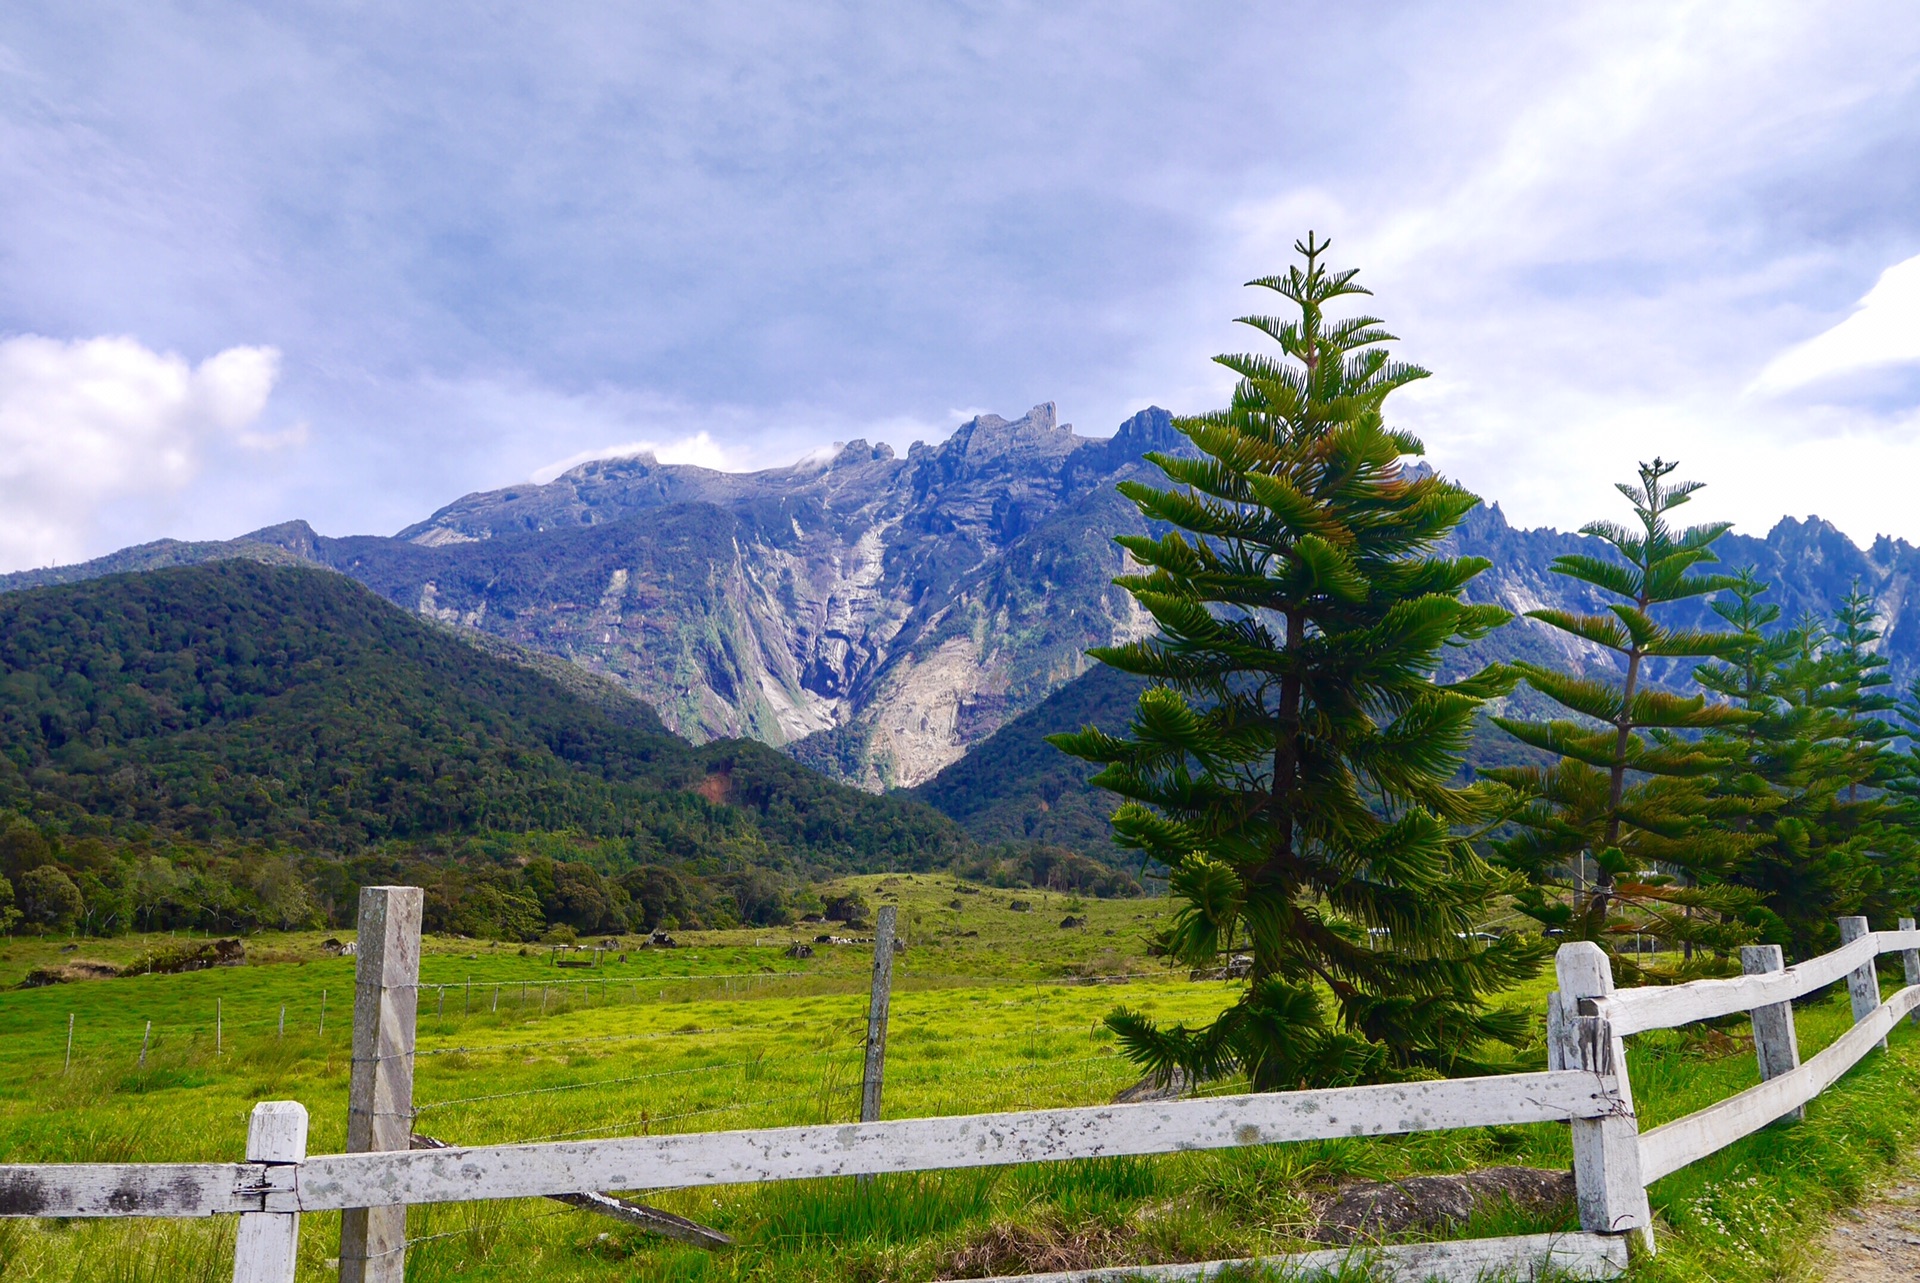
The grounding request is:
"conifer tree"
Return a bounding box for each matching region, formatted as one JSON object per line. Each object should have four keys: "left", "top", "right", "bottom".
{"left": 1487, "top": 461, "right": 1757, "bottom": 974}
{"left": 1051, "top": 235, "right": 1547, "bottom": 1089}
{"left": 1829, "top": 581, "right": 1900, "bottom": 804}
{"left": 1703, "top": 581, "right": 1916, "bottom": 956}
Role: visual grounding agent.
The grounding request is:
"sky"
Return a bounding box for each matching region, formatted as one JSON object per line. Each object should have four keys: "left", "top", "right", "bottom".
{"left": 1, "top": 2, "right": 1918, "bottom": 572}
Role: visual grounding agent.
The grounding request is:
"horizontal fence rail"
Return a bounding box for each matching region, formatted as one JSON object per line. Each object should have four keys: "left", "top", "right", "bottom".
{"left": 0, "top": 1072, "right": 1618, "bottom": 1218}
{"left": 1596, "top": 930, "right": 1920, "bottom": 1036}
{"left": 0, "top": 1162, "right": 265, "bottom": 1219}
{"left": 7, "top": 888, "right": 1920, "bottom": 1283}
{"left": 1638, "top": 981, "right": 1920, "bottom": 1183}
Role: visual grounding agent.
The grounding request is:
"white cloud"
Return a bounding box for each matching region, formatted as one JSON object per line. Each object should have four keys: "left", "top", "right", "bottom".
{"left": 530, "top": 430, "right": 734, "bottom": 483}
{"left": 1751, "top": 253, "right": 1920, "bottom": 395}
{"left": 0, "top": 335, "right": 280, "bottom": 570}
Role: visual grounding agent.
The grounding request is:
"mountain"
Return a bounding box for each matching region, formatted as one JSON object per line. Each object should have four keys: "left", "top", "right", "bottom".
{"left": 10, "top": 404, "right": 1920, "bottom": 799}
{"left": 912, "top": 662, "right": 1142, "bottom": 859}
{"left": 2, "top": 404, "right": 1178, "bottom": 791}
{"left": 0, "top": 561, "right": 966, "bottom": 873}
{"left": 910, "top": 497, "right": 1920, "bottom": 854}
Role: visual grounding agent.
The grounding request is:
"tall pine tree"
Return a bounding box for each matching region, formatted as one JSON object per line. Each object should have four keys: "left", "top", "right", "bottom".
{"left": 1704, "top": 580, "right": 1916, "bottom": 956}
{"left": 1487, "top": 460, "right": 1757, "bottom": 976}
{"left": 1052, "top": 235, "right": 1546, "bottom": 1090}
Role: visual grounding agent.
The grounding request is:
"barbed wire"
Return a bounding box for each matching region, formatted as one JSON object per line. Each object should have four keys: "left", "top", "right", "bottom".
{"left": 513, "top": 1085, "right": 862, "bottom": 1144}
{"left": 416, "top": 1045, "right": 866, "bottom": 1112}
{"left": 414, "top": 1027, "right": 1116, "bottom": 1111}
{"left": 401, "top": 1204, "right": 574, "bottom": 1253}
{"left": 413, "top": 1021, "right": 1108, "bottom": 1060}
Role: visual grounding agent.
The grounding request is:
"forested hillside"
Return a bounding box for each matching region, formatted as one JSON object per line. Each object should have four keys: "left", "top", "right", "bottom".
{"left": 0, "top": 562, "right": 968, "bottom": 935}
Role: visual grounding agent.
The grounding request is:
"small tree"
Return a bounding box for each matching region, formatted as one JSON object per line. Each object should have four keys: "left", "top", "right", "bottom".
{"left": 1052, "top": 235, "right": 1546, "bottom": 1089}
{"left": 17, "top": 864, "right": 84, "bottom": 932}
{"left": 1487, "top": 460, "right": 1758, "bottom": 975}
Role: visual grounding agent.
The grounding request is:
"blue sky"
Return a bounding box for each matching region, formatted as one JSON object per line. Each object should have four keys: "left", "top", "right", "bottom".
{"left": 1, "top": 2, "right": 1917, "bottom": 572}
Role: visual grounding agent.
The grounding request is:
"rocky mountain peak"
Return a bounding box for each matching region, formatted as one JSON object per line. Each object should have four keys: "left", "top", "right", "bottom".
{"left": 940, "top": 402, "right": 1078, "bottom": 465}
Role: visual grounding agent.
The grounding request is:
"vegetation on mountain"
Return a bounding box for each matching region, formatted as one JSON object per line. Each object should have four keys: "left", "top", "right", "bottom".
{"left": 1053, "top": 235, "right": 1546, "bottom": 1088}
{"left": 1485, "top": 460, "right": 1761, "bottom": 974}
{"left": 0, "top": 561, "right": 972, "bottom": 936}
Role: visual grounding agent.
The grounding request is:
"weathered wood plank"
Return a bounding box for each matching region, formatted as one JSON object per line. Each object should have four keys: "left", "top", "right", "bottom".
{"left": 861, "top": 904, "right": 896, "bottom": 1124}
{"left": 284, "top": 1071, "right": 1613, "bottom": 1212}
{"left": 963, "top": 1230, "right": 1630, "bottom": 1282}
{"left": 1552, "top": 947, "right": 1650, "bottom": 1245}
{"left": 1902, "top": 919, "right": 1920, "bottom": 1029}
{"left": 1639, "top": 983, "right": 1920, "bottom": 1184}
{"left": 232, "top": 1102, "right": 307, "bottom": 1283}
{"left": 410, "top": 1132, "right": 732, "bottom": 1248}
{"left": 1602, "top": 934, "right": 1878, "bottom": 1035}
{"left": 0, "top": 1164, "right": 265, "bottom": 1218}
{"left": 1840, "top": 917, "right": 1887, "bottom": 1053}
{"left": 339, "top": 886, "right": 422, "bottom": 1283}
{"left": 1741, "top": 944, "right": 1803, "bottom": 1126}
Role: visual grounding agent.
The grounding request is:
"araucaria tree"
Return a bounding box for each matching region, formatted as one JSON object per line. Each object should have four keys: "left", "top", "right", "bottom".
{"left": 1488, "top": 461, "right": 1757, "bottom": 975}
{"left": 1051, "top": 235, "right": 1547, "bottom": 1090}
{"left": 1704, "top": 578, "right": 1916, "bottom": 957}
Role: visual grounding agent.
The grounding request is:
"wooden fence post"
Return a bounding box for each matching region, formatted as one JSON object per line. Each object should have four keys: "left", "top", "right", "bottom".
{"left": 1551, "top": 942, "right": 1651, "bottom": 1252}
{"left": 1739, "top": 944, "right": 1803, "bottom": 1125}
{"left": 1901, "top": 918, "right": 1920, "bottom": 1027}
{"left": 1838, "top": 916, "right": 1886, "bottom": 1052}
{"left": 339, "top": 886, "right": 422, "bottom": 1283}
{"left": 232, "top": 1101, "right": 308, "bottom": 1283}
{"left": 861, "top": 904, "right": 898, "bottom": 1125}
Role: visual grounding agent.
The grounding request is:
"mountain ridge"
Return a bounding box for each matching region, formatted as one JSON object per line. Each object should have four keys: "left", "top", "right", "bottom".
{"left": 8, "top": 408, "right": 1919, "bottom": 798}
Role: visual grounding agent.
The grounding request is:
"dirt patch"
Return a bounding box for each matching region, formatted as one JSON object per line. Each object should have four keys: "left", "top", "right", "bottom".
{"left": 940, "top": 1221, "right": 1140, "bottom": 1278}
{"left": 694, "top": 771, "right": 730, "bottom": 805}
{"left": 17, "top": 961, "right": 120, "bottom": 988}
{"left": 1821, "top": 1179, "right": 1920, "bottom": 1281}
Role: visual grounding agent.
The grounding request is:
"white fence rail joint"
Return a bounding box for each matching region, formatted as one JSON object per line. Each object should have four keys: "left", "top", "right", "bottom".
{"left": 7, "top": 913, "right": 1920, "bottom": 1283}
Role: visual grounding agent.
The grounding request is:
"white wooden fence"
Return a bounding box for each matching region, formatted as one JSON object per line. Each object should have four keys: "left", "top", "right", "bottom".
{"left": 5, "top": 889, "right": 1920, "bottom": 1283}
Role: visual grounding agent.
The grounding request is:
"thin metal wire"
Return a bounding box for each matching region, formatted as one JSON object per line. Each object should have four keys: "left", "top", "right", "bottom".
{"left": 514, "top": 1085, "right": 860, "bottom": 1144}
{"left": 414, "top": 1022, "right": 1102, "bottom": 1059}
{"left": 417, "top": 1056, "right": 807, "bottom": 1112}
{"left": 400, "top": 1205, "right": 574, "bottom": 1252}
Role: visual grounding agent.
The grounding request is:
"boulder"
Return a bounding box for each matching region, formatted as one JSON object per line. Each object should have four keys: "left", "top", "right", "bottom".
{"left": 1110, "top": 1065, "right": 1193, "bottom": 1104}
{"left": 1313, "top": 1167, "right": 1576, "bottom": 1244}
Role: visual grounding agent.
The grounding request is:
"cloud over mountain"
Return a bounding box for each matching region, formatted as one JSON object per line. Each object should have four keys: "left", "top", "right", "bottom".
{"left": 0, "top": 335, "right": 279, "bottom": 570}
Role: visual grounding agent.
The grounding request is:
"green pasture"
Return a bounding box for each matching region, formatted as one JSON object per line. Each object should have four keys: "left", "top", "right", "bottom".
{"left": 0, "top": 875, "right": 1917, "bottom": 1280}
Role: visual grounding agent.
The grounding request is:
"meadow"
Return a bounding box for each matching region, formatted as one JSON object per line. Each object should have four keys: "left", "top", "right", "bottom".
{"left": 1, "top": 874, "right": 1918, "bottom": 1282}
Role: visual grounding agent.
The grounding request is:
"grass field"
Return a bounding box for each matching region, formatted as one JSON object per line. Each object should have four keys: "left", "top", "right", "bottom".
{"left": 1, "top": 874, "right": 1917, "bottom": 1281}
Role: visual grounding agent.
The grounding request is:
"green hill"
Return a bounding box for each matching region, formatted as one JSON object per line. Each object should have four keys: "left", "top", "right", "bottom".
{"left": 0, "top": 563, "right": 967, "bottom": 933}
